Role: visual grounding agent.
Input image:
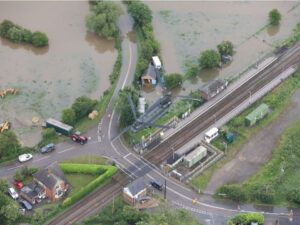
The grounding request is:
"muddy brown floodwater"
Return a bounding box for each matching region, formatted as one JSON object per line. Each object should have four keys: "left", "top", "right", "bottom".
{"left": 0, "top": 1, "right": 117, "bottom": 146}
{"left": 143, "top": 1, "right": 300, "bottom": 100}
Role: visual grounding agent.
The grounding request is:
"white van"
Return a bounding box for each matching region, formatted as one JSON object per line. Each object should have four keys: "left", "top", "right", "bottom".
{"left": 152, "top": 56, "right": 162, "bottom": 69}
{"left": 204, "top": 127, "right": 219, "bottom": 143}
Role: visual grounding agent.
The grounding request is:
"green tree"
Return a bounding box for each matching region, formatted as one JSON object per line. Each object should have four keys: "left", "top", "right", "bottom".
{"left": 31, "top": 208, "right": 44, "bottom": 225}
{"left": 0, "top": 131, "right": 21, "bottom": 160}
{"left": 269, "top": 9, "right": 281, "bottom": 26}
{"left": 287, "top": 188, "right": 300, "bottom": 204}
{"left": 127, "top": 1, "right": 152, "bottom": 27}
{"left": 7, "top": 26, "right": 23, "bottom": 43}
{"left": 199, "top": 49, "right": 221, "bottom": 69}
{"left": 62, "top": 108, "right": 76, "bottom": 125}
{"left": 189, "top": 91, "right": 203, "bottom": 109}
{"left": 185, "top": 65, "right": 200, "bottom": 79}
{"left": 116, "top": 87, "right": 139, "bottom": 128}
{"left": 0, "top": 192, "right": 19, "bottom": 225}
{"left": 31, "top": 31, "right": 48, "bottom": 47}
{"left": 72, "top": 96, "right": 98, "bottom": 120}
{"left": 217, "top": 40, "right": 234, "bottom": 56}
{"left": 86, "top": 1, "right": 121, "bottom": 39}
{"left": 164, "top": 73, "right": 183, "bottom": 90}
{"left": 0, "top": 179, "right": 8, "bottom": 193}
{"left": 0, "top": 20, "right": 14, "bottom": 38}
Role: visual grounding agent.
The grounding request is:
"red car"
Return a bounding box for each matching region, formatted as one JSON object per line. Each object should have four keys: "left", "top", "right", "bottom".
{"left": 70, "top": 133, "right": 88, "bottom": 145}
{"left": 14, "top": 180, "right": 24, "bottom": 190}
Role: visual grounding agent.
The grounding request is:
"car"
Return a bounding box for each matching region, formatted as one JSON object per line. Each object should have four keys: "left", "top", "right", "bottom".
{"left": 40, "top": 143, "right": 55, "bottom": 153}
{"left": 18, "top": 153, "right": 33, "bottom": 163}
{"left": 14, "top": 180, "right": 24, "bottom": 190}
{"left": 8, "top": 187, "right": 18, "bottom": 199}
{"left": 70, "top": 133, "right": 88, "bottom": 145}
{"left": 18, "top": 199, "right": 33, "bottom": 211}
{"left": 150, "top": 181, "right": 163, "bottom": 191}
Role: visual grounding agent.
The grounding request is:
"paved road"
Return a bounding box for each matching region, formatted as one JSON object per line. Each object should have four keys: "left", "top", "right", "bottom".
{"left": 1, "top": 7, "right": 300, "bottom": 225}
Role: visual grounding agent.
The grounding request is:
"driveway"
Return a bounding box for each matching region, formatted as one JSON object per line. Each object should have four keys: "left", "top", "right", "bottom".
{"left": 205, "top": 87, "right": 300, "bottom": 194}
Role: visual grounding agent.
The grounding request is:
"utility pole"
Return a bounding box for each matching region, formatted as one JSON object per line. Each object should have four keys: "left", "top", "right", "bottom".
{"left": 112, "top": 193, "right": 115, "bottom": 214}
{"left": 164, "top": 179, "right": 167, "bottom": 200}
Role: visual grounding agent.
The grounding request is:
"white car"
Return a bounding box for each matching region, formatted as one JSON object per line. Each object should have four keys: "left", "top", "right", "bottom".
{"left": 18, "top": 154, "right": 33, "bottom": 162}
{"left": 8, "top": 187, "right": 19, "bottom": 199}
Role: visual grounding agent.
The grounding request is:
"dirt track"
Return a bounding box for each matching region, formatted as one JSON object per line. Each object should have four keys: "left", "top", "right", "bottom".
{"left": 205, "top": 88, "right": 300, "bottom": 194}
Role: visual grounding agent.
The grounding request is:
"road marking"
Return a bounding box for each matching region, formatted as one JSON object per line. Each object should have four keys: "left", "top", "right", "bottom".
{"left": 121, "top": 40, "right": 132, "bottom": 90}
{"left": 7, "top": 165, "right": 23, "bottom": 171}
{"left": 34, "top": 155, "right": 50, "bottom": 162}
{"left": 58, "top": 147, "right": 74, "bottom": 154}
{"left": 124, "top": 153, "right": 131, "bottom": 158}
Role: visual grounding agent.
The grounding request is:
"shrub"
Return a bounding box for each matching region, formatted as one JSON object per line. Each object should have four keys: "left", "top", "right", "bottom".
{"left": 59, "top": 163, "right": 107, "bottom": 175}
{"left": 269, "top": 9, "right": 281, "bottom": 26}
{"left": 42, "top": 128, "right": 56, "bottom": 140}
{"left": 62, "top": 108, "right": 76, "bottom": 126}
{"left": 185, "top": 65, "right": 200, "bottom": 79}
{"left": 31, "top": 31, "right": 48, "bottom": 47}
{"left": 228, "top": 213, "right": 264, "bottom": 225}
{"left": 199, "top": 49, "right": 221, "bottom": 69}
{"left": 217, "top": 185, "right": 247, "bottom": 202}
{"left": 165, "top": 73, "right": 183, "bottom": 90}
{"left": 7, "top": 26, "right": 23, "bottom": 43}
{"left": 287, "top": 188, "right": 300, "bottom": 204}
{"left": 127, "top": 1, "right": 152, "bottom": 27}
{"left": 217, "top": 41, "right": 234, "bottom": 56}
{"left": 0, "top": 20, "right": 14, "bottom": 37}
{"left": 249, "top": 185, "right": 275, "bottom": 204}
{"left": 71, "top": 96, "right": 98, "bottom": 121}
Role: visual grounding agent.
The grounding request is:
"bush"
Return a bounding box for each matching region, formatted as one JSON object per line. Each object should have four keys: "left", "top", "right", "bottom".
{"left": 287, "top": 188, "right": 300, "bottom": 204}
{"left": 199, "top": 49, "right": 221, "bottom": 69}
{"left": 0, "top": 131, "right": 22, "bottom": 161}
{"left": 42, "top": 128, "right": 56, "bottom": 140}
{"left": 228, "top": 213, "right": 264, "bottom": 225}
{"left": 31, "top": 31, "right": 48, "bottom": 47}
{"left": 62, "top": 108, "right": 76, "bottom": 126}
{"left": 71, "top": 96, "right": 98, "bottom": 121}
{"left": 185, "top": 65, "right": 200, "bottom": 79}
{"left": 217, "top": 41, "right": 234, "bottom": 56}
{"left": 269, "top": 9, "right": 281, "bottom": 26}
{"left": 61, "top": 164, "right": 117, "bottom": 207}
{"left": 249, "top": 185, "right": 275, "bottom": 204}
{"left": 165, "top": 73, "right": 183, "bottom": 90}
{"left": 217, "top": 185, "right": 247, "bottom": 202}
{"left": 127, "top": 1, "right": 152, "bottom": 27}
{"left": 0, "top": 20, "right": 48, "bottom": 47}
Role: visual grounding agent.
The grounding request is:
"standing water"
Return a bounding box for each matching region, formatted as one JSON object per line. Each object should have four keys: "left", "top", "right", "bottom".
{"left": 0, "top": 1, "right": 117, "bottom": 146}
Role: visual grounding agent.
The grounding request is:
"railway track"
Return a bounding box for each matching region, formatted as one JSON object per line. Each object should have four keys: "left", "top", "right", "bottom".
{"left": 145, "top": 44, "right": 300, "bottom": 165}
{"left": 46, "top": 174, "right": 128, "bottom": 225}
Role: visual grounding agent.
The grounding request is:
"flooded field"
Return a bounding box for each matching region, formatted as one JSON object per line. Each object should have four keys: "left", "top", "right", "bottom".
{"left": 0, "top": 2, "right": 117, "bottom": 146}
{"left": 145, "top": 1, "right": 300, "bottom": 96}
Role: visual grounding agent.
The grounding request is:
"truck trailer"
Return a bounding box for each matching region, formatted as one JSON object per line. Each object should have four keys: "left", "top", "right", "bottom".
{"left": 46, "top": 118, "right": 73, "bottom": 136}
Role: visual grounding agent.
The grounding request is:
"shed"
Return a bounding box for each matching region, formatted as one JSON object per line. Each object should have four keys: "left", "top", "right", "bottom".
{"left": 141, "top": 64, "right": 157, "bottom": 85}
{"left": 245, "top": 103, "right": 269, "bottom": 127}
{"left": 200, "top": 79, "right": 228, "bottom": 100}
{"left": 184, "top": 145, "right": 207, "bottom": 168}
{"left": 123, "top": 177, "right": 147, "bottom": 206}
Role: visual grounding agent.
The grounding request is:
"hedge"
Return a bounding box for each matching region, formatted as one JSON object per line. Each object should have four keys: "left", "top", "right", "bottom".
{"left": 227, "top": 213, "right": 264, "bottom": 225}
{"left": 60, "top": 163, "right": 118, "bottom": 207}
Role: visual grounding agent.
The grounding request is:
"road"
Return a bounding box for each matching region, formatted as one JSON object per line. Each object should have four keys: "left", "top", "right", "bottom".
{"left": 1, "top": 7, "right": 300, "bottom": 225}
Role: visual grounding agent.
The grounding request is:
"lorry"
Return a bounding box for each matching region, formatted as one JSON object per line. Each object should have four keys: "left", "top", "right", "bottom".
{"left": 46, "top": 118, "right": 73, "bottom": 136}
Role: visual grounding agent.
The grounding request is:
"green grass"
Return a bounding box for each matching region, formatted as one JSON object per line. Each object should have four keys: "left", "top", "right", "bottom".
{"left": 65, "top": 174, "right": 97, "bottom": 196}
{"left": 191, "top": 73, "right": 300, "bottom": 192}
{"left": 61, "top": 155, "right": 107, "bottom": 165}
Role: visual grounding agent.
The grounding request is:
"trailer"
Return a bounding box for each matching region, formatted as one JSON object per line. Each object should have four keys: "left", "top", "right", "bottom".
{"left": 46, "top": 118, "right": 73, "bottom": 136}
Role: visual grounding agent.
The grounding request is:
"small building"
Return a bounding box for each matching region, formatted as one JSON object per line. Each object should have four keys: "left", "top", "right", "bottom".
{"left": 152, "top": 56, "right": 162, "bottom": 69}
{"left": 123, "top": 177, "right": 147, "bottom": 206}
{"left": 245, "top": 103, "right": 269, "bottom": 127}
{"left": 19, "top": 183, "right": 46, "bottom": 205}
{"left": 200, "top": 79, "right": 228, "bottom": 100}
{"left": 204, "top": 127, "right": 219, "bottom": 143}
{"left": 141, "top": 64, "right": 157, "bottom": 85}
{"left": 33, "top": 166, "right": 69, "bottom": 202}
{"left": 184, "top": 145, "right": 207, "bottom": 168}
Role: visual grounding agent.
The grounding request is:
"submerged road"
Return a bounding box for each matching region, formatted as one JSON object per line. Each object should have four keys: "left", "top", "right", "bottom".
{"left": 1, "top": 7, "right": 300, "bottom": 225}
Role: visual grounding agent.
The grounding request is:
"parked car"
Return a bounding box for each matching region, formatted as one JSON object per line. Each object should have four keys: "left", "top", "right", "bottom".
{"left": 18, "top": 199, "right": 33, "bottom": 211}
{"left": 150, "top": 181, "right": 163, "bottom": 191}
{"left": 18, "top": 154, "right": 33, "bottom": 163}
{"left": 8, "top": 187, "right": 19, "bottom": 199}
{"left": 70, "top": 133, "right": 88, "bottom": 145}
{"left": 14, "top": 180, "right": 24, "bottom": 190}
{"left": 40, "top": 143, "right": 55, "bottom": 153}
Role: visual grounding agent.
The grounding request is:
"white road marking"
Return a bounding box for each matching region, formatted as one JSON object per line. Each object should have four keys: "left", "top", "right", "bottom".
{"left": 7, "top": 165, "right": 23, "bottom": 171}
{"left": 124, "top": 153, "right": 131, "bottom": 158}
{"left": 34, "top": 155, "right": 50, "bottom": 162}
{"left": 58, "top": 147, "right": 74, "bottom": 154}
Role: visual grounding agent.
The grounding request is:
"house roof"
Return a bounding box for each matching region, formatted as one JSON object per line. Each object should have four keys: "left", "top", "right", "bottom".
{"left": 20, "top": 186, "right": 38, "bottom": 199}
{"left": 125, "top": 176, "right": 147, "bottom": 197}
{"left": 33, "top": 164, "right": 67, "bottom": 189}
{"left": 142, "top": 64, "right": 157, "bottom": 80}
{"left": 200, "top": 79, "right": 227, "bottom": 95}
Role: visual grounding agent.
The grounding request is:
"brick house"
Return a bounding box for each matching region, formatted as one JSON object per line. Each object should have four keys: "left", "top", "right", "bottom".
{"left": 123, "top": 177, "right": 147, "bottom": 206}
{"left": 200, "top": 79, "right": 228, "bottom": 100}
{"left": 33, "top": 166, "right": 69, "bottom": 202}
